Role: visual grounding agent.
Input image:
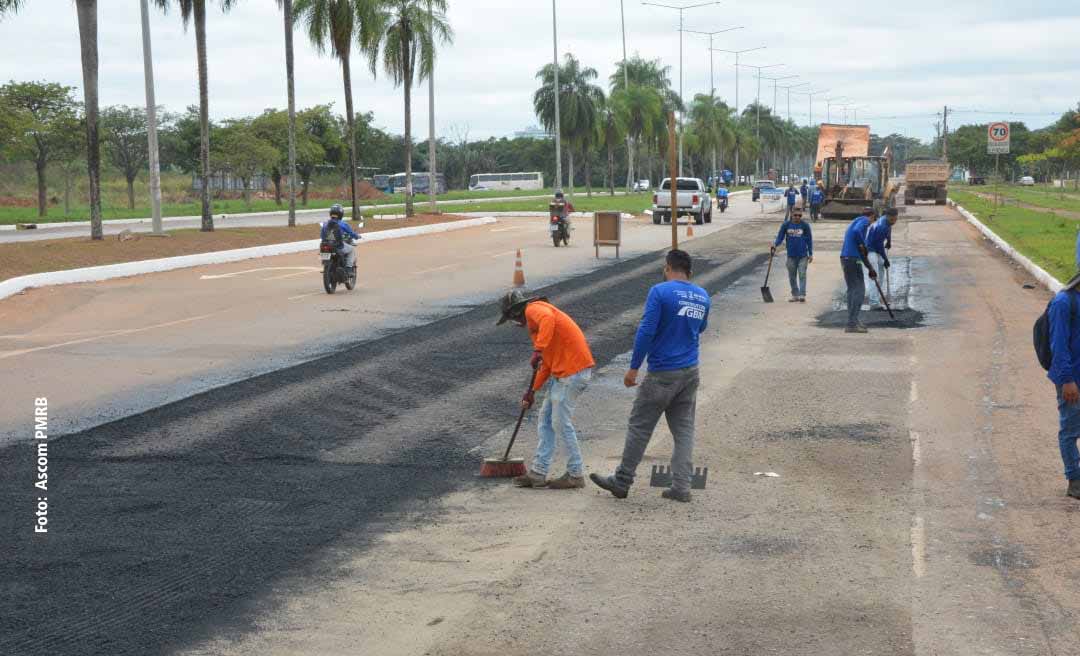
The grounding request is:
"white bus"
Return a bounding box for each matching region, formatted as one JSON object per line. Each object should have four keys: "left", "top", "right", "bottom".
{"left": 468, "top": 171, "right": 544, "bottom": 192}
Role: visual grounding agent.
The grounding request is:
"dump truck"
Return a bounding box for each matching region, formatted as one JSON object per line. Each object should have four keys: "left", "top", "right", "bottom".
{"left": 904, "top": 158, "right": 949, "bottom": 205}
{"left": 815, "top": 124, "right": 897, "bottom": 219}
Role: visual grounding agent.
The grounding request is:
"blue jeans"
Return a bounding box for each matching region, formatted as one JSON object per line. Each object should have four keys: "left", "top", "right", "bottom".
{"left": 841, "top": 257, "right": 865, "bottom": 328}
{"left": 1056, "top": 385, "right": 1080, "bottom": 480}
{"left": 533, "top": 368, "right": 592, "bottom": 477}
{"left": 786, "top": 255, "right": 808, "bottom": 297}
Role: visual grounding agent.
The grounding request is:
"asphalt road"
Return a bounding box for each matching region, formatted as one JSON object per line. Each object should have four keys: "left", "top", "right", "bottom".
{"left": 0, "top": 221, "right": 766, "bottom": 655}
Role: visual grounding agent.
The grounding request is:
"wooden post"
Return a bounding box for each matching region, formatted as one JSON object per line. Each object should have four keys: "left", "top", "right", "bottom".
{"left": 669, "top": 111, "right": 678, "bottom": 251}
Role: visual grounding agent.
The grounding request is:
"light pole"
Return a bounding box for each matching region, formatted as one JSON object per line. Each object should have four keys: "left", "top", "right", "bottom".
{"left": 139, "top": 0, "right": 163, "bottom": 235}
{"left": 551, "top": 0, "right": 562, "bottom": 192}
{"left": 712, "top": 45, "right": 764, "bottom": 185}
{"left": 738, "top": 62, "right": 783, "bottom": 177}
{"left": 620, "top": 0, "right": 632, "bottom": 190}
{"left": 825, "top": 96, "right": 848, "bottom": 124}
{"left": 778, "top": 81, "right": 809, "bottom": 123}
{"left": 642, "top": 1, "right": 722, "bottom": 176}
{"left": 684, "top": 27, "right": 743, "bottom": 97}
{"left": 763, "top": 74, "right": 798, "bottom": 114}
{"left": 795, "top": 88, "right": 828, "bottom": 128}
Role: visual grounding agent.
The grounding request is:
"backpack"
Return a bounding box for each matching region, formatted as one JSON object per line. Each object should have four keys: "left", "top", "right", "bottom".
{"left": 1034, "top": 290, "right": 1076, "bottom": 370}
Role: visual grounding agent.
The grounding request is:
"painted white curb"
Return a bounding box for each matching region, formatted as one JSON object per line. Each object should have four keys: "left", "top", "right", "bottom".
{"left": 951, "top": 200, "right": 1063, "bottom": 292}
{"left": 0, "top": 217, "right": 497, "bottom": 302}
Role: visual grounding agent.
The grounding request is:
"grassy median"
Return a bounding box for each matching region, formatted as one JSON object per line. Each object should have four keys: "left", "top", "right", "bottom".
{"left": 951, "top": 189, "right": 1078, "bottom": 282}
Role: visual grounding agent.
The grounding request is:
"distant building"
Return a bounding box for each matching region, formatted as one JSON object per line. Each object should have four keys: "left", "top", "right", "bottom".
{"left": 191, "top": 172, "right": 270, "bottom": 192}
{"left": 513, "top": 125, "right": 552, "bottom": 140}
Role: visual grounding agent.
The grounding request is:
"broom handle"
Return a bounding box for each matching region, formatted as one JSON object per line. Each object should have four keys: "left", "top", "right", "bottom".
{"left": 502, "top": 362, "right": 541, "bottom": 462}
{"left": 871, "top": 272, "right": 895, "bottom": 319}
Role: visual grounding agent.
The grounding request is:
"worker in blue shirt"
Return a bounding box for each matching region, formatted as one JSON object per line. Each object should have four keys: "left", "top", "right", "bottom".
{"left": 784, "top": 184, "right": 799, "bottom": 219}
{"left": 799, "top": 179, "right": 809, "bottom": 208}
{"left": 839, "top": 207, "right": 878, "bottom": 333}
{"left": 591, "top": 249, "right": 710, "bottom": 503}
{"left": 865, "top": 208, "right": 899, "bottom": 309}
{"left": 1047, "top": 271, "right": 1080, "bottom": 500}
{"left": 772, "top": 205, "right": 813, "bottom": 302}
{"left": 319, "top": 204, "right": 360, "bottom": 271}
{"left": 716, "top": 184, "right": 730, "bottom": 212}
{"left": 809, "top": 184, "right": 825, "bottom": 221}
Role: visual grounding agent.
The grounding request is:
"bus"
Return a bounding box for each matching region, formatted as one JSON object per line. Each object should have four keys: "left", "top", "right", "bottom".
{"left": 388, "top": 172, "right": 446, "bottom": 195}
{"left": 468, "top": 172, "right": 544, "bottom": 192}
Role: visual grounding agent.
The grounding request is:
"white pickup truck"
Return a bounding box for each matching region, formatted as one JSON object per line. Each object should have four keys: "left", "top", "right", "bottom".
{"left": 651, "top": 177, "right": 713, "bottom": 225}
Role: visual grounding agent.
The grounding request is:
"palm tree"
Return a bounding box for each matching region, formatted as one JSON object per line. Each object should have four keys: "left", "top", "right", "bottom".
{"left": 534, "top": 53, "right": 604, "bottom": 196}
{"left": 372, "top": 0, "right": 452, "bottom": 218}
{"left": 610, "top": 55, "right": 681, "bottom": 189}
{"left": 159, "top": 0, "right": 239, "bottom": 233}
{"left": 2, "top": 0, "right": 105, "bottom": 239}
{"left": 279, "top": 0, "right": 298, "bottom": 226}
{"left": 295, "top": 0, "right": 381, "bottom": 221}
{"left": 689, "top": 94, "right": 736, "bottom": 184}
{"left": 611, "top": 84, "right": 661, "bottom": 188}
{"left": 600, "top": 96, "right": 626, "bottom": 196}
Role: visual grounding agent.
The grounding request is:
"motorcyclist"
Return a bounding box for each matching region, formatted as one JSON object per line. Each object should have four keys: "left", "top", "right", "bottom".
{"left": 716, "top": 184, "right": 729, "bottom": 208}
{"left": 320, "top": 204, "right": 360, "bottom": 272}
{"left": 552, "top": 189, "right": 574, "bottom": 226}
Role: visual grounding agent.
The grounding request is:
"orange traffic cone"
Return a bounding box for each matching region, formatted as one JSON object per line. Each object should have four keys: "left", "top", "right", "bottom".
{"left": 687, "top": 221, "right": 694, "bottom": 238}
{"left": 512, "top": 249, "right": 526, "bottom": 287}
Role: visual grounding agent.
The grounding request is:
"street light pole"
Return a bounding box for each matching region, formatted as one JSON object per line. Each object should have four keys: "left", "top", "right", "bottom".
{"left": 684, "top": 27, "right": 743, "bottom": 97}
{"left": 778, "top": 81, "right": 809, "bottom": 123}
{"left": 551, "top": 0, "right": 562, "bottom": 192}
{"left": 738, "top": 62, "right": 783, "bottom": 177}
{"left": 713, "top": 45, "right": 764, "bottom": 186}
{"left": 764, "top": 74, "right": 798, "bottom": 114}
{"left": 643, "top": 1, "right": 721, "bottom": 176}
{"left": 139, "top": 0, "right": 163, "bottom": 235}
{"left": 620, "top": 0, "right": 632, "bottom": 190}
{"left": 825, "top": 96, "right": 848, "bottom": 124}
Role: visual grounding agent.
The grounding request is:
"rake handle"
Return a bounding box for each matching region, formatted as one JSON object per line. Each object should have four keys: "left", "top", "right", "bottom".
{"left": 502, "top": 362, "right": 541, "bottom": 462}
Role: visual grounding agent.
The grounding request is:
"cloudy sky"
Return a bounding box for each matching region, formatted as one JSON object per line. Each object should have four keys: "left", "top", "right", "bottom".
{"left": 2, "top": 0, "right": 1078, "bottom": 143}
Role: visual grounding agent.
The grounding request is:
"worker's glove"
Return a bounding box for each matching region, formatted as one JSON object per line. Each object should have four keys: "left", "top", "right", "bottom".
{"left": 885, "top": 240, "right": 891, "bottom": 250}
{"left": 868, "top": 268, "right": 878, "bottom": 281}
{"left": 521, "top": 389, "right": 535, "bottom": 409}
{"left": 882, "top": 257, "right": 891, "bottom": 270}
{"left": 529, "top": 350, "right": 542, "bottom": 369}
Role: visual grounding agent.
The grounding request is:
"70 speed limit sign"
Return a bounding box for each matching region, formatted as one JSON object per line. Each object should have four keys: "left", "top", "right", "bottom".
{"left": 988, "top": 122, "right": 1010, "bottom": 154}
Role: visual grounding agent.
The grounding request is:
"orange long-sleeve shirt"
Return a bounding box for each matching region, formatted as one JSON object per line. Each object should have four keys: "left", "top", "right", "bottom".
{"left": 525, "top": 301, "right": 595, "bottom": 390}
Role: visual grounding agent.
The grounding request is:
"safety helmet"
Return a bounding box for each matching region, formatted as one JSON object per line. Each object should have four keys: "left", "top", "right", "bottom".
{"left": 329, "top": 204, "right": 344, "bottom": 219}
{"left": 554, "top": 190, "right": 564, "bottom": 199}
{"left": 496, "top": 290, "right": 540, "bottom": 326}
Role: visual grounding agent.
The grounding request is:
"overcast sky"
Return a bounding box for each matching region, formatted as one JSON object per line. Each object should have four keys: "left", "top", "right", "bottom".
{"left": 2, "top": 0, "right": 1078, "bottom": 143}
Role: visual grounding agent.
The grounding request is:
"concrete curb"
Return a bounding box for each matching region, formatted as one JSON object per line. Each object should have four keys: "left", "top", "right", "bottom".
{"left": 0, "top": 217, "right": 497, "bottom": 302}
{"left": 950, "top": 198, "right": 1063, "bottom": 292}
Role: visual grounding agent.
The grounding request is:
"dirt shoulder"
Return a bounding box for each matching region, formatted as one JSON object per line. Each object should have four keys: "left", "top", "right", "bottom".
{"left": 0, "top": 213, "right": 472, "bottom": 281}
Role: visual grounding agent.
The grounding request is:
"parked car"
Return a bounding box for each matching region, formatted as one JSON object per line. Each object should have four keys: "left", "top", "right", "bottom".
{"left": 969, "top": 176, "right": 987, "bottom": 185}
{"left": 632, "top": 179, "right": 651, "bottom": 192}
{"left": 1019, "top": 176, "right": 1036, "bottom": 186}
{"left": 652, "top": 177, "right": 712, "bottom": 225}
{"left": 751, "top": 179, "right": 778, "bottom": 201}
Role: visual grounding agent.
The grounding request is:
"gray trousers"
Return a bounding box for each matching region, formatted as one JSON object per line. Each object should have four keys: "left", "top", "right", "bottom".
{"left": 615, "top": 367, "right": 700, "bottom": 492}
{"left": 841, "top": 257, "right": 865, "bottom": 327}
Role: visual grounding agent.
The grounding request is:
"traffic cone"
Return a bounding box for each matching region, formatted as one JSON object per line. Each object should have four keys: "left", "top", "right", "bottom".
{"left": 687, "top": 220, "right": 694, "bottom": 238}
{"left": 512, "top": 249, "right": 526, "bottom": 288}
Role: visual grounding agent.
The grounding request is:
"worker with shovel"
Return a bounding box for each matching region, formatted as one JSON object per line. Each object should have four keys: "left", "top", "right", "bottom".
{"left": 840, "top": 207, "right": 879, "bottom": 333}
{"left": 497, "top": 290, "right": 595, "bottom": 490}
{"left": 771, "top": 206, "right": 814, "bottom": 302}
{"left": 866, "top": 208, "right": 899, "bottom": 310}
{"left": 590, "top": 250, "right": 711, "bottom": 502}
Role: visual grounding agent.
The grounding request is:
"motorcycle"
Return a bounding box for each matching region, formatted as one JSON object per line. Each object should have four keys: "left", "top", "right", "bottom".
{"left": 717, "top": 196, "right": 728, "bottom": 213}
{"left": 548, "top": 202, "right": 570, "bottom": 247}
{"left": 319, "top": 238, "right": 357, "bottom": 294}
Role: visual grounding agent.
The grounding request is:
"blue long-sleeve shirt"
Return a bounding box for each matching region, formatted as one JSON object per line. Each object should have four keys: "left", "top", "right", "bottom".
{"left": 630, "top": 280, "right": 711, "bottom": 372}
{"left": 1049, "top": 290, "right": 1080, "bottom": 385}
{"left": 800, "top": 184, "right": 808, "bottom": 200}
{"left": 717, "top": 188, "right": 729, "bottom": 199}
{"left": 321, "top": 218, "right": 359, "bottom": 244}
{"left": 840, "top": 215, "right": 872, "bottom": 259}
{"left": 810, "top": 189, "right": 824, "bottom": 205}
{"left": 774, "top": 220, "right": 813, "bottom": 258}
{"left": 784, "top": 188, "right": 798, "bottom": 206}
{"left": 866, "top": 217, "right": 891, "bottom": 257}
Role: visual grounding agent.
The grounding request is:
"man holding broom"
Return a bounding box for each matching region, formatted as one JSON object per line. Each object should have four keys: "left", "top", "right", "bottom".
{"left": 840, "top": 207, "right": 879, "bottom": 333}
{"left": 590, "top": 250, "right": 711, "bottom": 502}
{"left": 496, "top": 291, "right": 595, "bottom": 490}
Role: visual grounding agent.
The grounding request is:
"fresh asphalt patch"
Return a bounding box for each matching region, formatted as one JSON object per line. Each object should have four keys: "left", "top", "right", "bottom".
{"left": 1, "top": 224, "right": 768, "bottom": 655}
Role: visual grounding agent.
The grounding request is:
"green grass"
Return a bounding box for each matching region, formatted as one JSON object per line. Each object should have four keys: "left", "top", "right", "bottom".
{"left": 431, "top": 193, "right": 655, "bottom": 216}
{"left": 968, "top": 184, "right": 1080, "bottom": 215}
{"left": 951, "top": 189, "right": 1078, "bottom": 282}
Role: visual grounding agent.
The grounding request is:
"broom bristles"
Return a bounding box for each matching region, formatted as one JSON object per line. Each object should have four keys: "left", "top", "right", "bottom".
{"left": 479, "top": 459, "right": 527, "bottom": 478}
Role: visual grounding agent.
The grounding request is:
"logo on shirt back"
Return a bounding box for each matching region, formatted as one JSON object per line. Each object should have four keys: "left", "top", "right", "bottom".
{"left": 677, "top": 303, "right": 707, "bottom": 320}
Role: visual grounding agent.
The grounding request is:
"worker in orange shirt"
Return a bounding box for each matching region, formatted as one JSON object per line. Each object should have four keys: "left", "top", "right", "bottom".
{"left": 497, "top": 290, "right": 595, "bottom": 490}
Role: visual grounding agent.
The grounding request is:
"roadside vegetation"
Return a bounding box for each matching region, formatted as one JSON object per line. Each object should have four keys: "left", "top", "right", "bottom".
{"left": 951, "top": 189, "right": 1077, "bottom": 282}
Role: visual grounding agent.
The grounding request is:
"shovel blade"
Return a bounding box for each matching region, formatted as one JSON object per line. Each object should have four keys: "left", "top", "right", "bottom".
{"left": 760, "top": 286, "right": 774, "bottom": 303}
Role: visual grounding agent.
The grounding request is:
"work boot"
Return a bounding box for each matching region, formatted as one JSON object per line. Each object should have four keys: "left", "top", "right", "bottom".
{"left": 788, "top": 296, "right": 799, "bottom": 303}
{"left": 661, "top": 488, "right": 692, "bottom": 503}
{"left": 547, "top": 472, "right": 586, "bottom": 489}
{"left": 1068, "top": 479, "right": 1080, "bottom": 500}
{"left": 589, "top": 473, "right": 629, "bottom": 499}
{"left": 845, "top": 324, "right": 869, "bottom": 334}
{"left": 799, "top": 296, "right": 806, "bottom": 303}
{"left": 513, "top": 470, "right": 547, "bottom": 488}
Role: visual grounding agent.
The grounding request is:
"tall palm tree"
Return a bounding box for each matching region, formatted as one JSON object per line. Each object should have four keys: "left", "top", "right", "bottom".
{"left": 373, "top": 0, "right": 452, "bottom": 218}
{"left": 295, "top": 0, "right": 381, "bottom": 221}
{"left": 534, "top": 53, "right": 604, "bottom": 196}
{"left": 159, "top": 0, "right": 239, "bottom": 232}
{"left": 600, "top": 96, "right": 626, "bottom": 196}
{"left": 2, "top": 0, "right": 105, "bottom": 239}
{"left": 611, "top": 84, "right": 661, "bottom": 188}
{"left": 279, "top": 0, "right": 298, "bottom": 226}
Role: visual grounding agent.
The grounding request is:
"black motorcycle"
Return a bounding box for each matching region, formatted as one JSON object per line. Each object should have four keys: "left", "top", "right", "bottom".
{"left": 718, "top": 196, "right": 729, "bottom": 213}
{"left": 549, "top": 202, "right": 570, "bottom": 247}
{"left": 320, "top": 239, "right": 357, "bottom": 294}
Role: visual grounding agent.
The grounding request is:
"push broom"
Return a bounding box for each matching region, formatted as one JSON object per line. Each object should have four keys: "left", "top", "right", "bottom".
{"left": 479, "top": 361, "right": 540, "bottom": 478}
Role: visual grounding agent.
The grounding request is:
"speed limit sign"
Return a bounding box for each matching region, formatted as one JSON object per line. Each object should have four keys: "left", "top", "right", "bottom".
{"left": 988, "top": 122, "right": 1010, "bottom": 154}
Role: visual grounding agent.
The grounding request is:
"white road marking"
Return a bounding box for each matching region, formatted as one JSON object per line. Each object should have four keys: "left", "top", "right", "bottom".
{"left": 0, "top": 329, "right": 128, "bottom": 340}
{"left": 288, "top": 292, "right": 324, "bottom": 301}
{"left": 909, "top": 380, "right": 918, "bottom": 405}
{"left": 201, "top": 267, "right": 318, "bottom": 281}
{"left": 0, "top": 313, "right": 217, "bottom": 360}
{"left": 910, "top": 430, "right": 922, "bottom": 467}
{"left": 490, "top": 250, "right": 518, "bottom": 259}
{"left": 413, "top": 263, "right": 459, "bottom": 276}
{"left": 262, "top": 268, "right": 322, "bottom": 281}
{"left": 490, "top": 227, "right": 522, "bottom": 233}
{"left": 911, "top": 515, "right": 926, "bottom": 578}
